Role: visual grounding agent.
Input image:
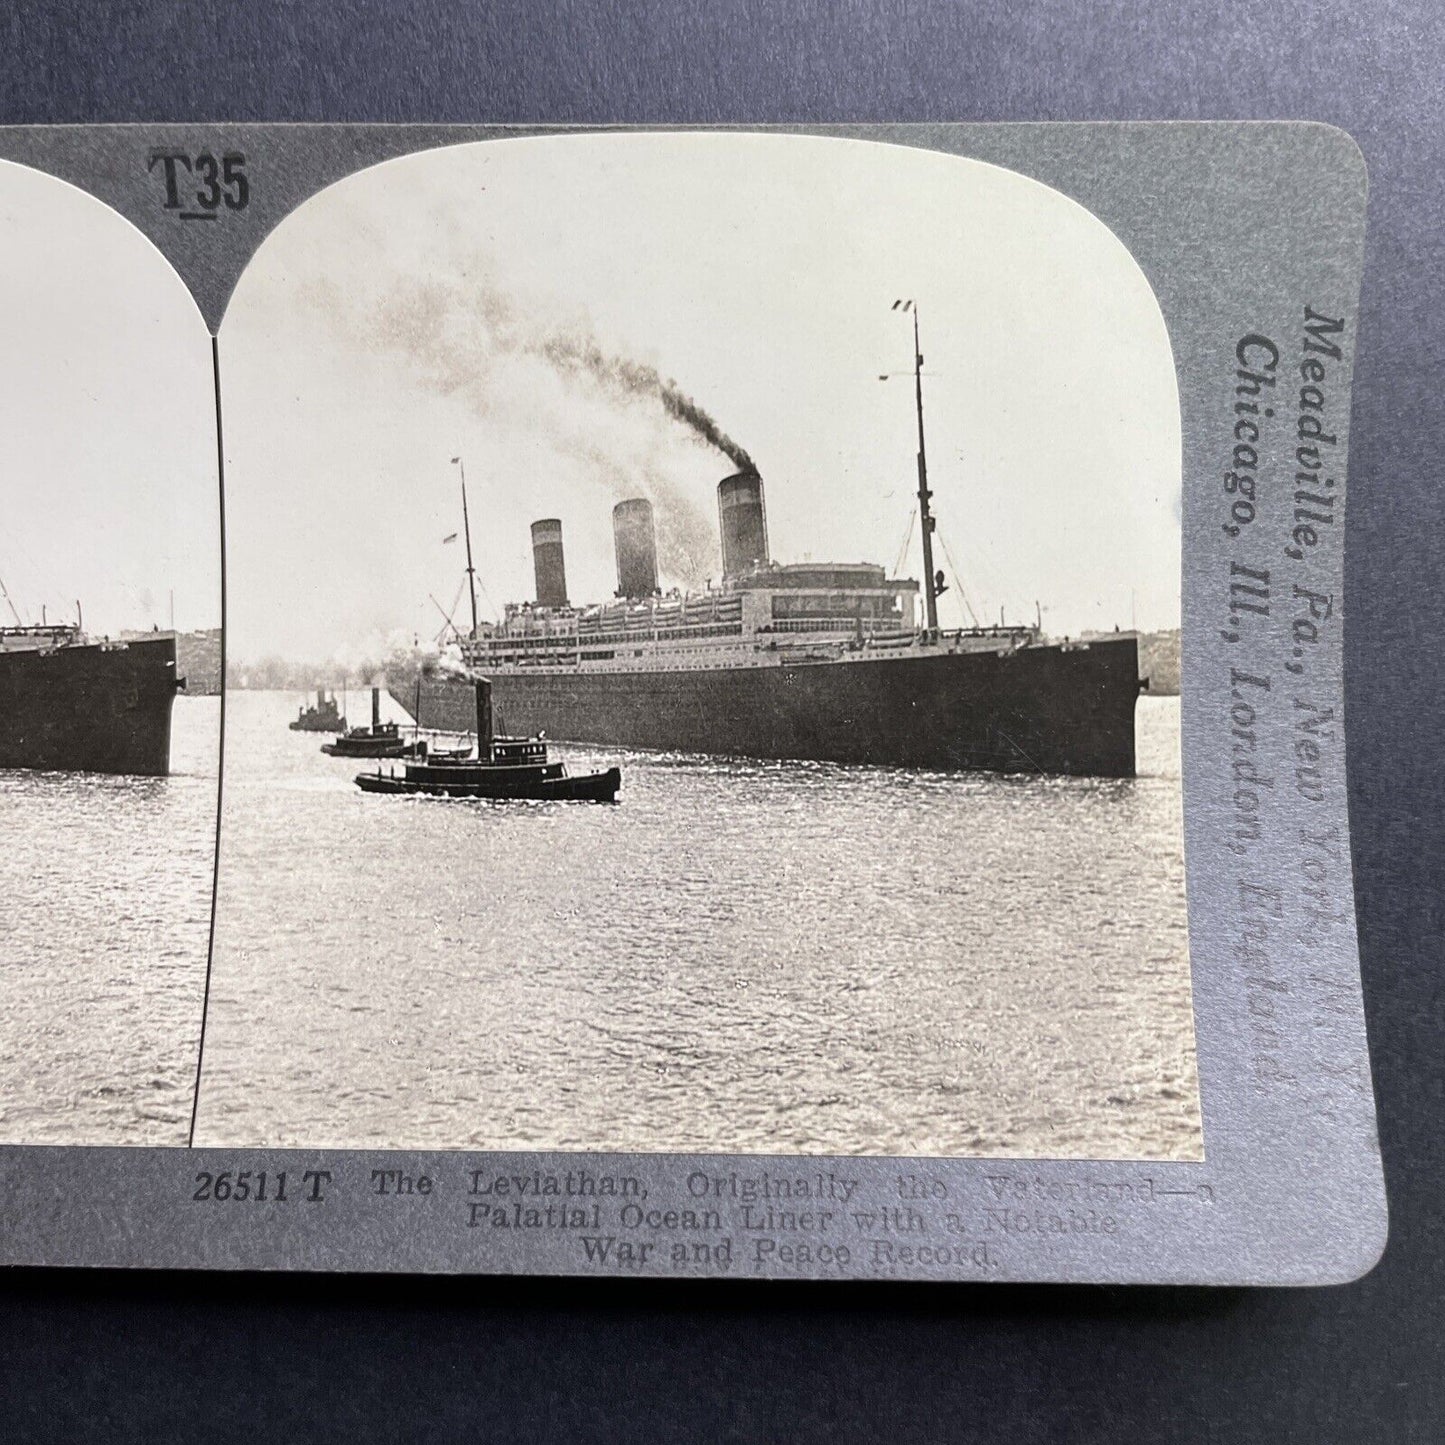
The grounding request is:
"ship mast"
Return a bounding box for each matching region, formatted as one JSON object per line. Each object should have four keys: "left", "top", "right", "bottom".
{"left": 455, "top": 457, "right": 481, "bottom": 641}
{"left": 886, "top": 301, "right": 943, "bottom": 636}
{"left": 452, "top": 455, "right": 492, "bottom": 748}
{"left": 910, "top": 306, "right": 941, "bottom": 636}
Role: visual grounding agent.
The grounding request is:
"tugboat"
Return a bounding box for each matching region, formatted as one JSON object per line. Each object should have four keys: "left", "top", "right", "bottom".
{"left": 354, "top": 678, "right": 621, "bottom": 802}
{"left": 353, "top": 468, "right": 621, "bottom": 804}
{"left": 321, "top": 687, "right": 424, "bottom": 759}
{"left": 290, "top": 689, "right": 344, "bottom": 733}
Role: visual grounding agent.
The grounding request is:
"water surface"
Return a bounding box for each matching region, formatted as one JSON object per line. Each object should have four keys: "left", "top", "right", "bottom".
{"left": 200, "top": 690, "right": 1200, "bottom": 1158}
{"left": 0, "top": 696, "right": 218, "bottom": 1145}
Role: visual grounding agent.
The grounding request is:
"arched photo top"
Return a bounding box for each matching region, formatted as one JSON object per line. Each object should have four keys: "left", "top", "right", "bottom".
{"left": 219, "top": 131, "right": 1180, "bottom": 665}
{"left": 0, "top": 157, "right": 218, "bottom": 642}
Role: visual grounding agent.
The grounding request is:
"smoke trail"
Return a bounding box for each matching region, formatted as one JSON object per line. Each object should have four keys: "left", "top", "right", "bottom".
{"left": 537, "top": 335, "right": 756, "bottom": 475}
{"left": 331, "top": 274, "right": 757, "bottom": 474}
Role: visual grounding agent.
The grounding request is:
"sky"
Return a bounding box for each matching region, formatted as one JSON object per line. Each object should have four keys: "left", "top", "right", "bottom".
{"left": 219, "top": 132, "right": 1181, "bottom": 665}
{"left": 0, "top": 160, "right": 220, "bottom": 637}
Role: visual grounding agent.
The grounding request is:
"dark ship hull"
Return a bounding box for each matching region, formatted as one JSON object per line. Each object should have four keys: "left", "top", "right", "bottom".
{"left": 391, "top": 636, "right": 1142, "bottom": 778}
{"left": 0, "top": 635, "right": 181, "bottom": 776}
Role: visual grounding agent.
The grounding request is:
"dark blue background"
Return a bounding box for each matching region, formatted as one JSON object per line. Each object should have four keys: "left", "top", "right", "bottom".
{"left": 2, "top": 3, "right": 1441, "bottom": 1439}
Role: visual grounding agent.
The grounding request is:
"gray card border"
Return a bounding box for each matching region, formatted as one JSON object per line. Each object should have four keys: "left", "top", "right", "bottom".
{"left": 0, "top": 122, "right": 1385, "bottom": 1285}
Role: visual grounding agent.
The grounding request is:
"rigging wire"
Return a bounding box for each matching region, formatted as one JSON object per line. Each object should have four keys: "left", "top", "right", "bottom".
{"left": 936, "top": 530, "right": 980, "bottom": 628}
{"left": 0, "top": 574, "right": 24, "bottom": 627}
{"left": 475, "top": 577, "right": 497, "bottom": 621}
{"left": 431, "top": 578, "right": 467, "bottom": 644}
{"left": 891, "top": 506, "right": 917, "bottom": 579}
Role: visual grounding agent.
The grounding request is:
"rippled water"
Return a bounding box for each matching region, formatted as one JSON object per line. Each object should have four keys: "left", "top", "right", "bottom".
{"left": 0, "top": 697, "right": 218, "bottom": 1145}
{"left": 199, "top": 690, "right": 1199, "bottom": 1159}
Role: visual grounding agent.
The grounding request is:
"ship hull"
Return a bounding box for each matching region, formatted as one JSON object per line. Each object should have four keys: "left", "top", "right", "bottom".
{"left": 392, "top": 638, "right": 1141, "bottom": 778}
{"left": 289, "top": 714, "right": 345, "bottom": 733}
{"left": 0, "top": 636, "right": 181, "bottom": 776}
{"left": 356, "top": 763, "right": 621, "bottom": 802}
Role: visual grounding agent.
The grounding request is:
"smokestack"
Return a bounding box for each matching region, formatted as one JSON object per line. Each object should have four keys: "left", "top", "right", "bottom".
{"left": 475, "top": 677, "right": 494, "bottom": 748}
{"left": 718, "top": 472, "right": 769, "bottom": 579}
{"left": 613, "top": 498, "right": 659, "bottom": 599}
{"left": 371, "top": 687, "right": 381, "bottom": 730}
{"left": 531, "top": 518, "right": 569, "bottom": 608}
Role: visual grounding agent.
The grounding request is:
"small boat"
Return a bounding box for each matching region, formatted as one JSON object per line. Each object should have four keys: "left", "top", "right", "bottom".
{"left": 290, "top": 689, "right": 345, "bottom": 733}
{"left": 355, "top": 680, "right": 620, "bottom": 802}
{"left": 321, "top": 687, "right": 425, "bottom": 758}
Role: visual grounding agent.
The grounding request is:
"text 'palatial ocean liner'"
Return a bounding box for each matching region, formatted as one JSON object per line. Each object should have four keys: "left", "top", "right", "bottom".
{"left": 391, "top": 308, "right": 1144, "bottom": 778}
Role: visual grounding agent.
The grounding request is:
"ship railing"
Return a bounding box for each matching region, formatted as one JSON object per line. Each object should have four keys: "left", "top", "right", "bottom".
{"left": 755, "top": 622, "right": 1038, "bottom": 649}
{"left": 1, "top": 623, "right": 83, "bottom": 648}
{"left": 759, "top": 618, "right": 911, "bottom": 636}
{"left": 495, "top": 600, "right": 744, "bottom": 643}
{"left": 470, "top": 622, "right": 745, "bottom": 656}
{"left": 932, "top": 625, "right": 1040, "bottom": 649}
{"left": 578, "top": 621, "right": 743, "bottom": 644}
{"left": 942, "top": 624, "right": 1039, "bottom": 640}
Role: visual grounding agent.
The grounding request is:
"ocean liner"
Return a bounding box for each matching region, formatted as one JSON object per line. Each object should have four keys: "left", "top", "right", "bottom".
{"left": 0, "top": 621, "right": 183, "bottom": 775}
{"left": 391, "top": 312, "right": 1144, "bottom": 778}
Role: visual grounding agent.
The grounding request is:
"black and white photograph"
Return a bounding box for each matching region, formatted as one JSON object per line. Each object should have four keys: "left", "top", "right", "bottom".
{"left": 0, "top": 0, "right": 1435, "bottom": 1419}
{"left": 0, "top": 158, "right": 221, "bottom": 1144}
{"left": 199, "top": 133, "right": 1197, "bottom": 1158}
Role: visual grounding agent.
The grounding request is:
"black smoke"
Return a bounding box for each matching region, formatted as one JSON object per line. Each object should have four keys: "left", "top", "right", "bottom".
{"left": 537, "top": 334, "right": 756, "bottom": 475}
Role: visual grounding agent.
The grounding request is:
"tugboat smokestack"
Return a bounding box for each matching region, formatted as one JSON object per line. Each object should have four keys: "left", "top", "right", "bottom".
{"left": 718, "top": 472, "right": 769, "bottom": 580}
{"left": 613, "top": 499, "right": 659, "bottom": 598}
{"left": 475, "top": 676, "right": 494, "bottom": 747}
{"left": 530, "top": 519, "right": 569, "bottom": 608}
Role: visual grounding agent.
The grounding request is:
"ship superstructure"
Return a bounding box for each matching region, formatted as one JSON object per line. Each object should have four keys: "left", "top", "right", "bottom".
{"left": 459, "top": 474, "right": 1045, "bottom": 678}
